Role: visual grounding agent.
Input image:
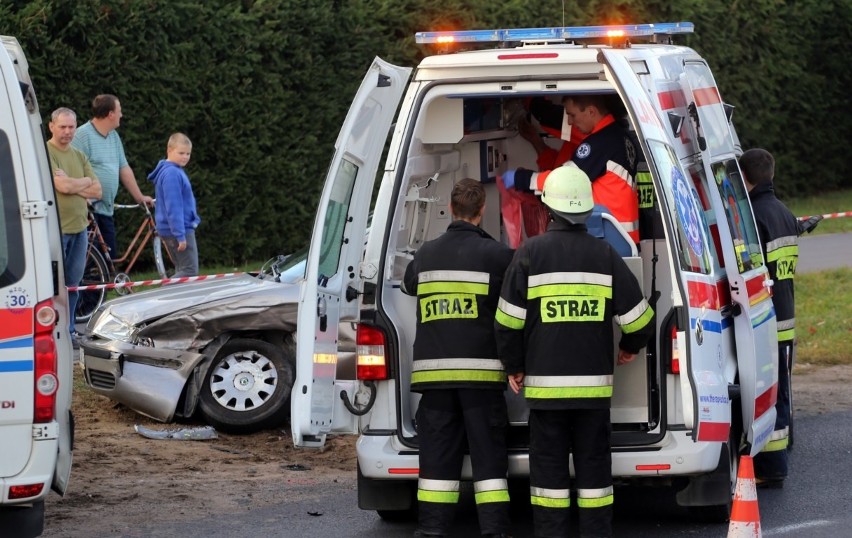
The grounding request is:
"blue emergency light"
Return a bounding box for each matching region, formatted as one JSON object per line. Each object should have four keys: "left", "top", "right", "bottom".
{"left": 415, "top": 22, "right": 694, "bottom": 44}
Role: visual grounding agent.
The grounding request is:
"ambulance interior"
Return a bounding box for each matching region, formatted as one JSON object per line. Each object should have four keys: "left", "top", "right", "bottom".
{"left": 378, "top": 87, "right": 681, "bottom": 448}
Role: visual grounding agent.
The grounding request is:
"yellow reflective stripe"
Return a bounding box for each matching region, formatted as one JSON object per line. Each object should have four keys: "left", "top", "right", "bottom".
{"left": 475, "top": 490, "right": 510, "bottom": 504}
{"left": 777, "top": 328, "right": 795, "bottom": 342}
{"left": 418, "top": 281, "right": 489, "bottom": 295}
{"left": 418, "top": 490, "right": 460, "bottom": 503}
{"left": 525, "top": 385, "right": 613, "bottom": 399}
{"left": 762, "top": 437, "right": 789, "bottom": 452}
{"left": 619, "top": 303, "right": 654, "bottom": 334}
{"left": 766, "top": 244, "right": 798, "bottom": 263}
{"left": 577, "top": 494, "right": 614, "bottom": 508}
{"left": 528, "top": 283, "right": 612, "bottom": 300}
{"left": 496, "top": 308, "right": 525, "bottom": 330}
{"left": 412, "top": 370, "right": 506, "bottom": 384}
{"left": 531, "top": 495, "right": 571, "bottom": 508}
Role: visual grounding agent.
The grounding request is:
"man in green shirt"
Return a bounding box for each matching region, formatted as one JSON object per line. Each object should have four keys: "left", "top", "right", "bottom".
{"left": 48, "top": 108, "right": 102, "bottom": 341}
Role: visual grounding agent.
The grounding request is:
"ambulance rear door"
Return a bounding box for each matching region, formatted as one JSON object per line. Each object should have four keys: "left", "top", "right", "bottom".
{"left": 681, "top": 60, "right": 777, "bottom": 456}
{"left": 291, "top": 58, "right": 411, "bottom": 448}
{"left": 600, "top": 50, "right": 732, "bottom": 443}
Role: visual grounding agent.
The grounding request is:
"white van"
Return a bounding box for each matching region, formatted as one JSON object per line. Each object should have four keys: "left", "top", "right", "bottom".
{"left": 0, "top": 36, "right": 74, "bottom": 536}
{"left": 291, "top": 22, "right": 778, "bottom": 522}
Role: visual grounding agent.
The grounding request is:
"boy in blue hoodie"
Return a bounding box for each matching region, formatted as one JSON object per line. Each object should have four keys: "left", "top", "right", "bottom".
{"left": 148, "top": 133, "right": 201, "bottom": 277}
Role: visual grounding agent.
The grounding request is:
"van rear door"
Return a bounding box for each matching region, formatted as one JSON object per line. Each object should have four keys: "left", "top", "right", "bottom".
{"left": 600, "top": 50, "right": 732, "bottom": 443}
{"left": 681, "top": 60, "right": 777, "bottom": 455}
{"left": 291, "top": 58, "right": 411, "bottom": 448}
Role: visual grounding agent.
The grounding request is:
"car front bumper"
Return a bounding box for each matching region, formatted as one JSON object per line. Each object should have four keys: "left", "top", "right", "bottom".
{"left": 81, "top": 336, "right": 206, "bottom": 423}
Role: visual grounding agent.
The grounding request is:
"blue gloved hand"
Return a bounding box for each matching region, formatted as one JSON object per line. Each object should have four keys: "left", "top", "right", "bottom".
{"left": 502, "top": 169, "right": 516, "bottom": 189}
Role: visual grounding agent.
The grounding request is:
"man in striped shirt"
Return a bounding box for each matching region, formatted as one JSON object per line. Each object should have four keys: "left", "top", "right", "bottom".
{"left": 72, "top": 94, "right": 153, "bottom": 259}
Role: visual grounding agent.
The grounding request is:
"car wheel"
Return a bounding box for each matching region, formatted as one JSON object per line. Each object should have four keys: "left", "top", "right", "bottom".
{"left": 198, "top": 337, "right": 294, "bottom": 434}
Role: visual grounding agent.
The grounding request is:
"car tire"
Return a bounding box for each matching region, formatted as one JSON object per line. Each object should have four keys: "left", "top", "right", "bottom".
{"left": 198, "top": 337, "right": 294, "bottom": 434}
{"left": 0, "top": 501, "right": 44, "bottom": 538}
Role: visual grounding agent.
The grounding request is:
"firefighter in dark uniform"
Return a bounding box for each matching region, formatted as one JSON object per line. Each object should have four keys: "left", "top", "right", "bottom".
{"left": 503, "top": 94, "right": 640, "bottom": 243}
{"left": 495, "top": 167, "right": 654, "bottom": 537}
{"left": 740, "top": 148, "right": 820, "bottom": 487}
{"left": 402, "top": 178, "right": 515, "bottom": 537}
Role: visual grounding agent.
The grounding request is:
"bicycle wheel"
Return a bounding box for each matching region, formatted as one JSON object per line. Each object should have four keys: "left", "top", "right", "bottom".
{"left": 75, "top": 247, "right": 109, "bottom": 323}
{"left": 152, "top": 236, "right": 169, "bottom": 278}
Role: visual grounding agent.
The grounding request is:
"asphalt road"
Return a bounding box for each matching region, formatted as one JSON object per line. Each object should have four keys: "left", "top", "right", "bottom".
{"left": 797, "top": 232, "right": 852, "bottom": 273}
{"left": 88, "top": 410, "right": 852, "bottom": 537}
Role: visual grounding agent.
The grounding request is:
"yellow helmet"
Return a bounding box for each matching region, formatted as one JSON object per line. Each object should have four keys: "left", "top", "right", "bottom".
{"left": 541, "top": 166, "right": 594, "bottom": 222}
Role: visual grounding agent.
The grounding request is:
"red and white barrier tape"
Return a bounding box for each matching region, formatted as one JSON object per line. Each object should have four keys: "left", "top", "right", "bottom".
{"left": 798, "top": 211, "right": 852, "bottom": 220}
{"left": 69, "top": 272, "right": 244, "bottom": 292}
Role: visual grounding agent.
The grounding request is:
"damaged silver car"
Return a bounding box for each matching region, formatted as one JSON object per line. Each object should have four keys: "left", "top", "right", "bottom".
{"left": 80, "top": 249, "right": 351, "bottom": 434}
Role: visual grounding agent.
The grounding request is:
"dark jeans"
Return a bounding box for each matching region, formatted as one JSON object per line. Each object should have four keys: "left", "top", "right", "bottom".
{"left": 94, "top": 212, "right": 117, "bottom": 261}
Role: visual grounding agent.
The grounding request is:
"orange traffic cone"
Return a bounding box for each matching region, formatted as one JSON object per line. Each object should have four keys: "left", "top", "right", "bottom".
{"left": 727, "top": 454, "right": 761, "bottom": 537}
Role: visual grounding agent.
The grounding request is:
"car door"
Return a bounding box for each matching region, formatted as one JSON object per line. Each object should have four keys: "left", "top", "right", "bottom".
{"left": 600, "top": 50, "right": 732, "bottom": 443}
{"left": 291, "top": 58, "right": 411, "bottom": 448}
{"left": 681, "top": 60, "right": 777, "bottom": 456}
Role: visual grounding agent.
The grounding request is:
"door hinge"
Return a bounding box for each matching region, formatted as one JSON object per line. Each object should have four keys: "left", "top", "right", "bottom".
{"left": 22, "top": 200, "right": 49, "bottom": 219}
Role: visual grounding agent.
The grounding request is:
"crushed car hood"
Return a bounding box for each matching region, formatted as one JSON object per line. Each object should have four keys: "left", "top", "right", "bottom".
{"left": 89, "top": 274, "right": 302, "bottom": 351}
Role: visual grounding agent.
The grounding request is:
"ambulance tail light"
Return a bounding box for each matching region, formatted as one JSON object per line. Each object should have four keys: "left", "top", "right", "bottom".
{"left": 34, "top": 300, "right": 59, "bottom": 423}
{"left": 669, "top": 326, "right": 681, "bottom": 375}
{"left": 356, "top": 324, "right": 388, "bottom": 380}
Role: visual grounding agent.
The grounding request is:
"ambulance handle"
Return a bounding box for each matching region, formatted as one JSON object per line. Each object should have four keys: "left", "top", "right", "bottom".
{"left": 719, "top": 303, "right": 740, "bottom": 318}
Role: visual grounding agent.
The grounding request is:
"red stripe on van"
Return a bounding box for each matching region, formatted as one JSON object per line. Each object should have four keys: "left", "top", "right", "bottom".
{"left": 657, "top": 90, "right": 686, "bottom": 111}
{"left": 0, "top": 308, "right": 34, "bottom": 340}
{"left": 687, "top": 280, "right": 720, "bottom": 310}
{"left": 693, "top": 87, "right": 722, "bottom": 107}
{"left": 754, "top": 383, "right": 778, "bottom": 419}
{"left": 745, "top": 274, "right": 770, "bottom": 305}
{"left": 497, "top": 53, "right": 559, "bottom": 60}
{"left": 697, "top": 421, "right": 730, "bottom": 441}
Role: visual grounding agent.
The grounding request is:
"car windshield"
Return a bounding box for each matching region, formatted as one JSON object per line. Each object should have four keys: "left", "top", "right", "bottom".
{"left": 270, "top": 247, "right": 308, "bottom": 283}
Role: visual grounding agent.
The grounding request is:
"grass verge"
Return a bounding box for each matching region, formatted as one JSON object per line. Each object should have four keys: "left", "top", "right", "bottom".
{"left": 796, "top": 268, "right": 852, "bottom": 366}
{"left": 784, "top": 188, "right": 852, "bottom": 235}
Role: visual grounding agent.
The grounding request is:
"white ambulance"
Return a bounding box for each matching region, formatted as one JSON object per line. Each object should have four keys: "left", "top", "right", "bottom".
{"left": 291, "top": 22, "right": 778, "bottom": 521}
{"left": 0, "top": 36, "right": 74, "bottom": 536}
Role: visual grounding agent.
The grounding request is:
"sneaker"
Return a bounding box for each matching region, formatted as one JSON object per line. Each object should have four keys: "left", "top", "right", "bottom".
{"left": 756, "top": 477, "right": 785, "bottom": 489}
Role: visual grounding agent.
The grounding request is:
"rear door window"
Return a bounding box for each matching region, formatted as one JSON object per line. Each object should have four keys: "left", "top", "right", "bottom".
{"left": 0, "top": 129, "right": 24, "bottom": 287}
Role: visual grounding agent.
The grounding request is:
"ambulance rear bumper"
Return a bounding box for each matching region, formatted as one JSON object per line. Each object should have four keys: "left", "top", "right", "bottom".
{"left": 356, "top": 428, "right": 721, "bottom": 481}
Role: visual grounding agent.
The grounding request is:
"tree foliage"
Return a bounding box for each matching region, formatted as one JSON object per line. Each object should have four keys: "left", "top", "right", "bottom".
{"left": 1, "top": 0, "right": 848, "bottom": 266}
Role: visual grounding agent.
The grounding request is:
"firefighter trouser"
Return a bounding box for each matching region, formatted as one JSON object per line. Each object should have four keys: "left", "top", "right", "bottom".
{"left": 415, "top": 389, "right": 510, "bottom": 535}
{"left": 529, "top": 408, "right": 613, "bottom": 538}
{"left": 755, "top": 340, "right": 792, "bottom": 480}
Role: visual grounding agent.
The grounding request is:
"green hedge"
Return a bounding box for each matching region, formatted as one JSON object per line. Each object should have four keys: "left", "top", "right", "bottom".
{"left": 2, "top": 0, "right": 849, "bottom": 268}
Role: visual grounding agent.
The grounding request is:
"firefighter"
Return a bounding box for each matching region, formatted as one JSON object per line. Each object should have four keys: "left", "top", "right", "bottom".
{"left": 740, "top": 148, "right": 819, "bottom": 487}
{"left": 495, "top": 166, "right": 654, "bottom": 537}
{"left": 503, "top": 95, "right": 640, "bottom": 243}
{"left": 402, "top": 178, "right": 514, "bottom": 537}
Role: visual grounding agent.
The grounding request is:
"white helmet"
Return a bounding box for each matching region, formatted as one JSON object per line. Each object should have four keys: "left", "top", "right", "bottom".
{"left": 541, "top": 166, "right": 594, "bottom": 223}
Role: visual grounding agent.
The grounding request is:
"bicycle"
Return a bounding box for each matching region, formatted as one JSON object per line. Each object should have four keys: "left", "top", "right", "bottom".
{"left": 75, "top": 202, "right": 173, "bottom": 322}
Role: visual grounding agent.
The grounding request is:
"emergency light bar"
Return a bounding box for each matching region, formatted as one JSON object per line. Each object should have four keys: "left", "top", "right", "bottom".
{"left": 415, "top": 22, "right": 694, "bottom": 44}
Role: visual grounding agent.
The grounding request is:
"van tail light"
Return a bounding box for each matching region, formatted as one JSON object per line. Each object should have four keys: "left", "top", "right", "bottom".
{"left": 34, "top": 300, "right": 59, "bottom": 423}
{"left": 669, "top": 326, "right": 681, "bottom": 375}
{"left": 9, "top": 483, "right": 45, "bottom": 500}
{"left": 356, "top": 324, "right": 388, "bottom": 380}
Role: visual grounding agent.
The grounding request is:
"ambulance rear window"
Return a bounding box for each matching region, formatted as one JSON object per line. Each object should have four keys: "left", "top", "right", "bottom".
{"left": 0, "top": 129, "right": 25, "bottom": 287}
{"left": 647, "top": 140, "right": 712, "bottom": 274}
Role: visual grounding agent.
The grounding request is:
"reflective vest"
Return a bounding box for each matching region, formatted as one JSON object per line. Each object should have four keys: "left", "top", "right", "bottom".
{"left": 402, "top": 220, "right": 514, "bottom": 391}
{"left": 495, "top": 220, "right": 654, "bottom": 409}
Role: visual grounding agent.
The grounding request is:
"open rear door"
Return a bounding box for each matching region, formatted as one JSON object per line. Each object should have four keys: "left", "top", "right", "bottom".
{"left": 600, "top": 50, "right": 732, "bottom": 443}
{"left": 291, "top": 58, "right": 411, "bottom": 448}
{"left": 681, "top": 60, "right": 777, "bottom": 455}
